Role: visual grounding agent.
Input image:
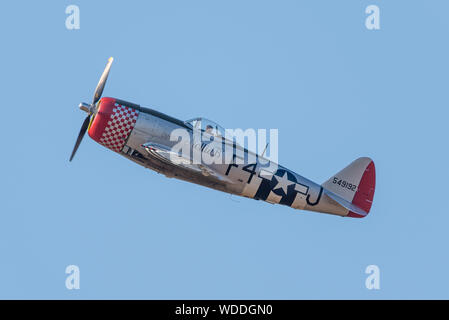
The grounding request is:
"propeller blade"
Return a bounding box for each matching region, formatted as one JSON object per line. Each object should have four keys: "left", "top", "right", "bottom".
{"left": 92, "top": 57, "right": 114, "bottom": 105}
{"left": 69, "top": 115, "right": 91, "bottom": 161}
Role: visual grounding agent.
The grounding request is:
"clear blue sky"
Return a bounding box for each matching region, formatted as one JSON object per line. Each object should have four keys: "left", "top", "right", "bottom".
{"left": 0, "top": 1, "right": 448, "bottom": 299}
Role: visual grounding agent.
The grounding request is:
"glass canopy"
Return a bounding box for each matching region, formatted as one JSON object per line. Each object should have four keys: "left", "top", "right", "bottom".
{"left": 185, "top": 117, "right": 225, "bottom": 137}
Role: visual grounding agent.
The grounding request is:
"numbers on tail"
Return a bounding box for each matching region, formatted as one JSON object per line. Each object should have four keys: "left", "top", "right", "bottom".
{"left": 332, "top": 177, "right": 357, "bottom": 192}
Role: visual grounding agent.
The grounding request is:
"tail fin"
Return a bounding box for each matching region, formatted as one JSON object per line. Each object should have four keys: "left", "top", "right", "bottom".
{"left": 322, "top": 157, "right": 376, "bottom": 218}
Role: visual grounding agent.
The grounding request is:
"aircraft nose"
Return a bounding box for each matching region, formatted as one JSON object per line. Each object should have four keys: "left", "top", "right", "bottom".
{"left": 88, "top": 97, "right": 140, "bottom": 153}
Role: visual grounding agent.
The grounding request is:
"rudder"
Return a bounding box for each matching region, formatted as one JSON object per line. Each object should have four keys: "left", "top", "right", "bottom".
{"left": 322, "top": 157, "right": 376, "bottom": 218}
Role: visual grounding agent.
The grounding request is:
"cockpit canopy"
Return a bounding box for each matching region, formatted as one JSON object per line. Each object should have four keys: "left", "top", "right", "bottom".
{"left": 185, "top": 117, "right": 225, "bottom": 137}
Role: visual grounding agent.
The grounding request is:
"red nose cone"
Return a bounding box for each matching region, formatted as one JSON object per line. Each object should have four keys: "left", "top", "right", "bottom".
{"left": 88, "top": 97, "right": 140, "bottom": 153}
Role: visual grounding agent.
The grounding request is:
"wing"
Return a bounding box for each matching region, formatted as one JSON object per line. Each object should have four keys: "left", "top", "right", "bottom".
{"left": 141, "top": 142, "right": 233, "bottom": 183}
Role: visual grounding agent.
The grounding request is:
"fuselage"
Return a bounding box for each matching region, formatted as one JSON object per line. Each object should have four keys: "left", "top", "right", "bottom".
{"left": 87, "top": 97, "right": 351, "bottom": 217}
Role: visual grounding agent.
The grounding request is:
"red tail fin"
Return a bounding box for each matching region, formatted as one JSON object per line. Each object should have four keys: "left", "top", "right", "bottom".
{"left": 322, "top": 157, "right": 376, "bottom": 218}
{"left": 347, "top": 161, "right": 375, "bottom": 218}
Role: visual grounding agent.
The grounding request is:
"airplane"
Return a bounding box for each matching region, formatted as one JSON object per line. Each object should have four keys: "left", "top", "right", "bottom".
{"left": 70, "top": 58, "right": 376, "bottom": 218}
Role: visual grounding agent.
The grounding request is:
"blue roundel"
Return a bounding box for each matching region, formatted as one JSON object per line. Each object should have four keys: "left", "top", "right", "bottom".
{"left": 270, "top": 169, "right": 297, "bottom": 197}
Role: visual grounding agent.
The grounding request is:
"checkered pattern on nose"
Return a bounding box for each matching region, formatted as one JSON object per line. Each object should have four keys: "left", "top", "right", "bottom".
{"left": 99, "top": 103, "right": 139, "bottom": 152}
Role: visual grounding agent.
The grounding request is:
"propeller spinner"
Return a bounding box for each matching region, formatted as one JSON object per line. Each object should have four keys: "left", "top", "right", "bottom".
{"left": 69, "top": 57, "right": 114, "bottom": 161}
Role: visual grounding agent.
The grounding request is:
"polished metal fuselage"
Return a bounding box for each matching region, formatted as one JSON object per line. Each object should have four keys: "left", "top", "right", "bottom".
{"left": 117, "top": 101, "right": 347, "bottom": 216}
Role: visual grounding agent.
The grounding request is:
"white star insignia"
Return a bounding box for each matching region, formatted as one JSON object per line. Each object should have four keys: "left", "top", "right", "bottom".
{"left": 273, "top": 172, "right": 294, "bottom": 195}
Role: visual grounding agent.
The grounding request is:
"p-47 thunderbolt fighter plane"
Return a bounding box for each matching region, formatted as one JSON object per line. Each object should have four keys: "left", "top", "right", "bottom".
{"left": 70, "top": 58, "right": 375, "bottom": 218}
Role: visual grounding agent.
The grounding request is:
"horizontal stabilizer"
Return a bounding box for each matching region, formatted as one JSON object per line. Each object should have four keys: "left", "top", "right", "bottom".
{"left": 324, "top": 189, "right": 368, "bottom": 216}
